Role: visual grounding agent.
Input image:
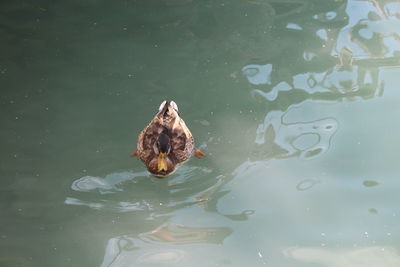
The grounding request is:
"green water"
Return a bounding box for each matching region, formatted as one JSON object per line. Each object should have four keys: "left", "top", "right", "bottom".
{"left": 1, "top": 0, "right": 400, "bottom": 266}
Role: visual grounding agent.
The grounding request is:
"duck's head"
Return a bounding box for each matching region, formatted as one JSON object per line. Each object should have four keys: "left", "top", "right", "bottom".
{"left": 156, "top": 100, "right": 180, "bottom": 120}
{"left": 148, "top": 130, "right": 175, "bottom": 177}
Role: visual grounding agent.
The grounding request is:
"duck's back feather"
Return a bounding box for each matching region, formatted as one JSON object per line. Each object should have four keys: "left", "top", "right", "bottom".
{"left": 171, "top": 118, "right": 194, "bottom": 163}
{"left": 137, "top": 116, "right": 194, "bottom": 165}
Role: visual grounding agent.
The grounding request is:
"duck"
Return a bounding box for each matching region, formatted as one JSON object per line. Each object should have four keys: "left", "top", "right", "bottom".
{"left": 131, "top": 100, "right": 204, "bottom": 177}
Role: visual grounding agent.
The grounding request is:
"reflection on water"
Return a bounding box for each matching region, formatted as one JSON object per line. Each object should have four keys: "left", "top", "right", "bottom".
{"left": 71, "top": 171, "right": 147, "bottom": 194}
{"left": 334, "top": 1, "right": 400, "bottom": 59}
{"left": 101, "top": 224, "right": 232, "bottom": 267}
{"left": 140, "top": 223, "right": 232, "bottom": 244}
{"left": 242, "top": 0, "right": 400, "bottom": 165}
{"left": 95, "top": 0, "right": 400, "bottom": 265}
{"left": 65, "top": 197, "right": 153, "bottom": 213}
{"left": 222, "top": 209, "right": 255, "bottom": 221}
{"left": 296, "top": 179, "right": 320, "bottom": 191}
{"left": 102, "top": 237, "right": 186, "bottom": 267}
{"left": 65, "top": 166, "right": 216, "bottom": 213}
{"left": 2, "top": 0, "right": 399, "bottom": 266}
{"left": 254, "top": 110, "right": 338, "bottom": 159}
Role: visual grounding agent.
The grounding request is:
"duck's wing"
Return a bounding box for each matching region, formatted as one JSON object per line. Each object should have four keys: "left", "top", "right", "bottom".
{"left": 170, "top": 118, "right": 194, "bottom": 163}
{"left": 137, "top": 118, "right": 163, "bottom": 160}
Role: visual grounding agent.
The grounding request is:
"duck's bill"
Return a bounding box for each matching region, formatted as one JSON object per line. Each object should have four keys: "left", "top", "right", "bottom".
{"left": 157, "top": 152, "right": 168, "bottom": 172}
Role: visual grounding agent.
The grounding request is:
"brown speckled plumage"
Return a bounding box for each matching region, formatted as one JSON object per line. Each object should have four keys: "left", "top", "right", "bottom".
{"left": 134, "top": 101, "right": 196, "bottom": 177}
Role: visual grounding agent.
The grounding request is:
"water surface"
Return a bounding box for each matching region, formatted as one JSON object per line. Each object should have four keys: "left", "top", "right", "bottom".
{"left": 1, "top": 0, "right": 400, "bottom": 266}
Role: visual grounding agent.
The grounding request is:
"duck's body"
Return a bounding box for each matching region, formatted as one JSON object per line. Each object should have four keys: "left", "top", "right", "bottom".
{"left": 132, "top": 101, "right": 204, "bottom": 177}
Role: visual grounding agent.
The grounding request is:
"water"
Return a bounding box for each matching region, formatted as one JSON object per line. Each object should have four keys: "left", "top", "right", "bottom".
{"left": 1, "top": 0, "right": 400, "bottom": 266}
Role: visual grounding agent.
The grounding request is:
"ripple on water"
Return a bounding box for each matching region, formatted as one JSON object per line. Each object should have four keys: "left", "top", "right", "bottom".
{"left": 65, "top": 166, "right": 216, "bottom": 212}
{"left": 255, "top": 110, "right": 338, "bottom": 160}
{"left": 71, "top": 171, "right": 144, "bottom": 194}
{"left": 296, "top": 179, "right": 320, "bottom": 191}
{"left": 101, "top": 236, "right": 186, "bottom": 267}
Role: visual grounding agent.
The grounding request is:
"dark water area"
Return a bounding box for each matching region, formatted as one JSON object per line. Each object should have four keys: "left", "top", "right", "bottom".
{"left": 1, "top": 0, "right": 400, "bottom": 266}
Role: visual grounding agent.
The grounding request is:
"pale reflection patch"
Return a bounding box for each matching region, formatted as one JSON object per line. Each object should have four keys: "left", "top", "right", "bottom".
{"left": 286, "top": 23, "right": 303, "bottom": 30}
{"left": 64, "top": 197, "right": 153, "bottom": 212}
{"left": 140, "top": 223, "right": 232, "bottom": 244}
{"left": 71, "top": 171, "right": 147, "bottom": 194}
{"left": 65, "top": 166, "right": 213, "bottom": 212}
{"left": 284, "top": 246, "right": 400, "bottom": 267}
{"left": 101, "top": 236, "right": 186, "bottom": 267}
{"left": 100, "top": 223, "right": 231, "bottom": 267}
{"left": 251, "top": 82, "right": 292, "bottom": 101}
{"left": 296, "top": 178, "right": 320, "bottom": 191}
{"left": 242, "top": 64, "right": 272, "bottom": 85}
{"left": 334, "top": 0, "right": 400, "bottom": 59}
{"left": 255, "top": 110, "right": 338, "bottom": 159}
{"left": 245, "top": 56, "right": 385, "bottom": 101}
{"left": 316, "top": 29, "right": 328, "bottom": 41}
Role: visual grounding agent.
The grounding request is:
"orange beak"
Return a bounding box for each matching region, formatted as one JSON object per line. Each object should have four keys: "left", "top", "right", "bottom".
{"left": 157, "top": 152, "right": 168, "bottom": 172}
